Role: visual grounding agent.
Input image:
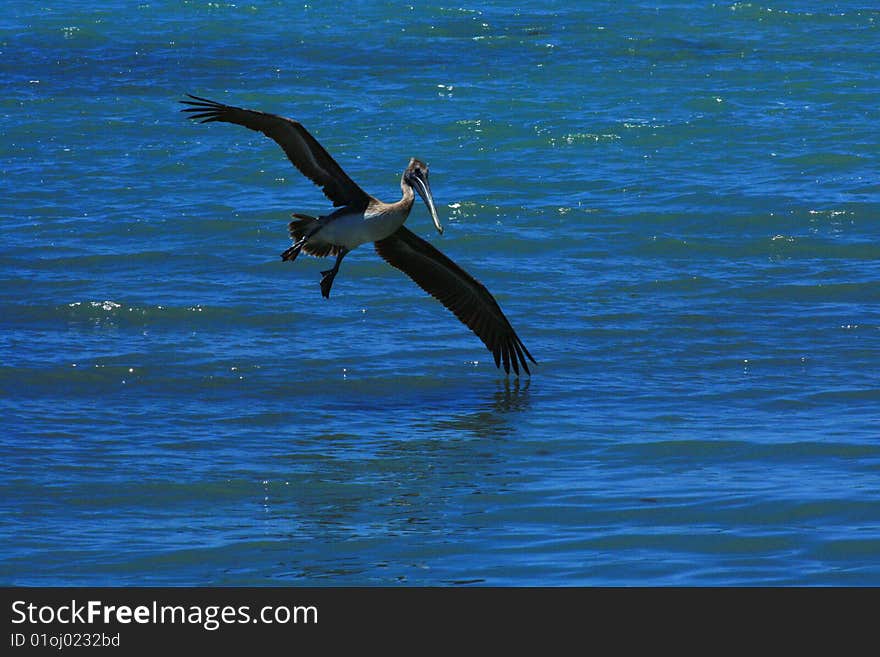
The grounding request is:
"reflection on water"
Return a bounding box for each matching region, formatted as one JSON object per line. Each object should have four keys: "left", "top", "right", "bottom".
{"left": 493, "top": 377, "right": 531, "bottom": 413}
{"left": 432, "top": 377, "right": 531, "bottom": 440}
{"left": 238, "top": 376, "right": 538, "bottom": 584}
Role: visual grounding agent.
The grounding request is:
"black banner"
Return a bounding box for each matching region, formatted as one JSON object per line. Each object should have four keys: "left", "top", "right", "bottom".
{"left": 0, "top": 587, "right": 867, "bottom": 651}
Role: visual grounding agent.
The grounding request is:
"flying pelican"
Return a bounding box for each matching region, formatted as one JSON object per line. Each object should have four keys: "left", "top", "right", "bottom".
{"left": 180, "top": 94, "right": 536, "bottom": 375}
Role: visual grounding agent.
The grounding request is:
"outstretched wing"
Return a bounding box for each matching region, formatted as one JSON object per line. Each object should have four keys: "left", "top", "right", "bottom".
{"left": 180, "top": 94, "right": 370, "bottom": 209}
{"left": 374, "top": 227, "right": 536, "bottom": 375}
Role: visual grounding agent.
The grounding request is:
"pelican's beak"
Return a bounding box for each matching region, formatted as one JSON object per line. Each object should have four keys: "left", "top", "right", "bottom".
{"left": 412, "top": 171, "right": 443, "bottom": 235}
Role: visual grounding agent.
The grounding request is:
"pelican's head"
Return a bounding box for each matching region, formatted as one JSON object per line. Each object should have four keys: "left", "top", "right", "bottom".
{"left": 404, "top": 158, "right": 442, "bottom": 235}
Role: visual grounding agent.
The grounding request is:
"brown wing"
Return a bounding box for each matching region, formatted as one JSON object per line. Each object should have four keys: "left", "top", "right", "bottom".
{"left": 374, "top": 227, "right": 536, "bottom": 375}
{"left": 180, "top": 94, "right": 370, "bottom": 209}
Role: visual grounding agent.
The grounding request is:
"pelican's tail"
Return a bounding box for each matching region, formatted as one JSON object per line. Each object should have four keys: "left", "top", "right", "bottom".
{"left": 288, "top": 213, "right": 318, "bottom": 243}
{"left": 280, "top": 214, "right": 316, "bottom": 262}
{"left": 282, "top": 213, "right": 340, "bottom": 260}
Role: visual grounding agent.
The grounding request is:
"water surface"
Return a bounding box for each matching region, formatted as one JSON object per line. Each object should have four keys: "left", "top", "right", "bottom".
{"left": 1, "top": 1, "right": 879, "bottom": 585}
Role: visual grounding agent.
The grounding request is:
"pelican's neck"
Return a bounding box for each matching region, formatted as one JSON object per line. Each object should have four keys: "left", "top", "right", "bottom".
{"left": 395, "top": 177, "right": 415, "bottom": 215}
{"left": 400, "top": 176, "right": 415, "bottom": 204}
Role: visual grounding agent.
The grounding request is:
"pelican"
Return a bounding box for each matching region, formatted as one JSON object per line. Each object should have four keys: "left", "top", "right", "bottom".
{"left": 180, "top": 94, "right": 536, "bottom": 375}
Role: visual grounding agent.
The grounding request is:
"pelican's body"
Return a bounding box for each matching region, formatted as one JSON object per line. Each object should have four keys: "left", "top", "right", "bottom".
{"left": 313, "top": 206, "right": 403, "bottom": 249}
{"left": 304, "top": 181, "right": 415, "bottom": 250}
{"left": 181, "top": 94, "right": 535, "bottom": 375}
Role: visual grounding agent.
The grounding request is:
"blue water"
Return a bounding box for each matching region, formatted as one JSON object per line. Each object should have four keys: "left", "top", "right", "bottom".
{"left": 2, "top": 1, "right": 879, "bottom": 585}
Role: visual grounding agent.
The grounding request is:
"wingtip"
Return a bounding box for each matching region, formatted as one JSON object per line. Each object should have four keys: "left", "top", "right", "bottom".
{"left": 181, "top": 93, "right": 212, "bottom": 103}
{"left": 179, "top": 94, "right": 223, "bottom": 112}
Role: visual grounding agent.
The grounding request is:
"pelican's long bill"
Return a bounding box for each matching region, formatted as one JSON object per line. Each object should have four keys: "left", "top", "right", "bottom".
{"left": 411, "top": 168, "right": 442, "bottom": 235}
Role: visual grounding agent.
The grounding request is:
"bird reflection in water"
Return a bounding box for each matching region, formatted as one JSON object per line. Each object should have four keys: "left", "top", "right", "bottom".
{"left": 432, "top": 377, "right": 531, "bottom": 441}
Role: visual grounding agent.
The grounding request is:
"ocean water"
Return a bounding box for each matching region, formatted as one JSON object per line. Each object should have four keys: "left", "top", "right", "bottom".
{"left": 1, "top": 1, "right": 879, "bottom": 586}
